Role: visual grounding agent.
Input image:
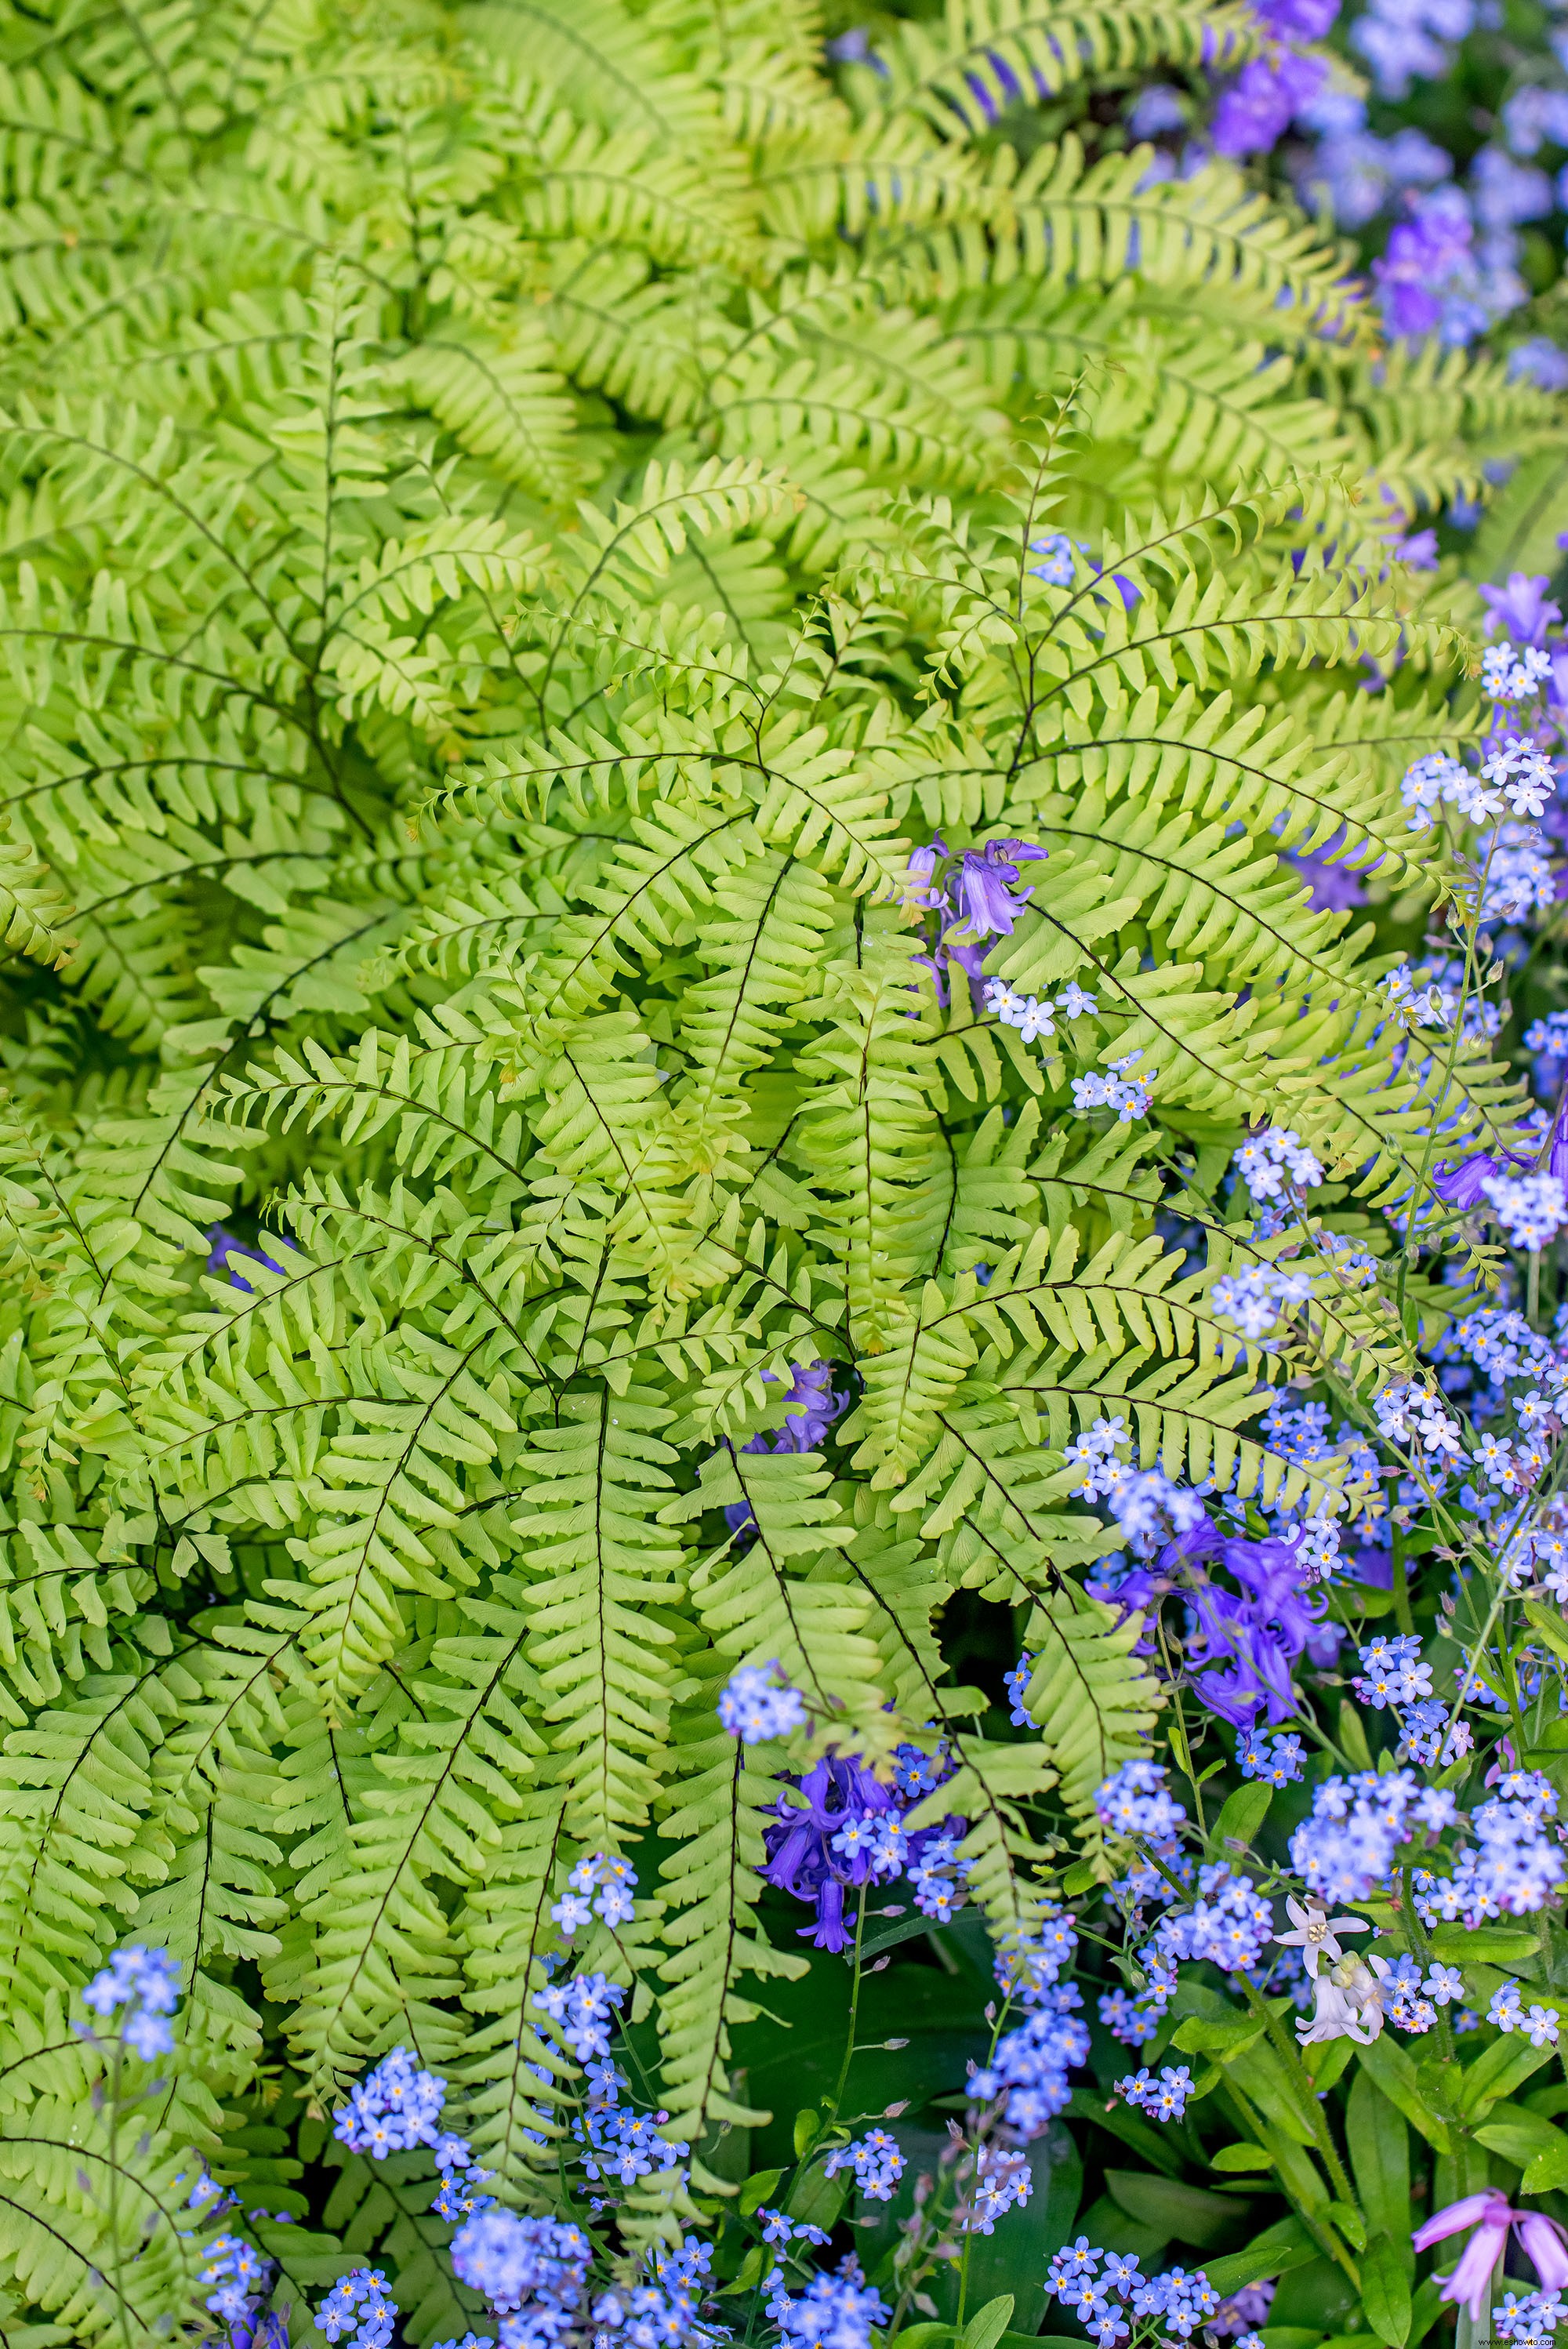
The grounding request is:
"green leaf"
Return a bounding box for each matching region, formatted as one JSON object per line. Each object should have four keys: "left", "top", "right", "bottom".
{"left": 1355, "top": 2036, "right": 1453, "bottom": 2152}
{"left": 1209, "top": 1782, "right": 1272, "bottom": 1854}
{"left": 1524, "top": 1601, "right": 1568, "bottom": 1667}
{"left": 1428, "top": 1923, "right": 1542, "bottom": 1962}
{"left": 740, "top": 2168, "right": 785, "bottom": 2216}
{"left": 1203, "top": 2216, "right": 1321, "bottom": 2296}
{"left": 1104, "top": 2171, "right": 1249, "bottom": 2250}
{"left": 1456, "top": 2032, "right": 1556, "bottom": 2116}
{"left": 1172, "top": 2013, "right": 1267, "bottom": 2058}
{"left": 1065, "top": 2089, "right": 1185, "bottom": 2179}
{"left": 1338, "top": 1700, "right": 1374, "bottom": 1771}
{"left": 1475, "top": 2103, "right": 1568, "bottom": 2190}
{"left": 1346, "top": 2070, "right": 1412, "bottom": 2274}
{"left": 1361, "top": 2236, "right": 1413, "bottom": 2348}
{"left": 1210, "top": 2145, "right": 1273, "bottom": 2173}
{"left": 960, "top": 2295, "right": 1015, "bottom": 2349}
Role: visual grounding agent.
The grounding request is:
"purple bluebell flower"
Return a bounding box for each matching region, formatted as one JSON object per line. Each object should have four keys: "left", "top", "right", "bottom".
{"left": 205, "top": 1225, "right": 296, "bottom": 1293}
{"left": 761, "top": 1752, "right": 965, "bottom": 1951}
{"left": 725, "top": 1361, "right": 851, "bottom": 1531}
{"left": 751, "top": 1360, "right": 848, "bottom": 1452}
{"left": 1211, "top": 51, "right": 1323, "bottom": 158}
{"left": 1429, "top": 1148, "right": 1526, "bottom": 1208}
{"left": 1545, "top": 1090, "right": 1568, "bottom": 1186}
{"left": 1373, "top": 188, "right": 1479, "bottom": 342}
{"left": 230, "top": 2313, "right": 289, "bottom": 2349}
{"left": 950, "top": 840, "right": 1047, "bottom": 942}
{"left": 1102, "top": 1518, "right": 1338, "bottom": 1728}
{"left": 1393, "top": 527, "right": 1439, "bottom": 569}
{"left": 1283, "top": 825, "right": 1377, "bottom": 911}
{"left": 902, "top": 837, "right": 949, "bottom": 909}
{"left": 1254, "top": 0, "right": 1339, "bottom": 38}
{"left": 1479, "top": 572, "right": 1563, "bottom": 646}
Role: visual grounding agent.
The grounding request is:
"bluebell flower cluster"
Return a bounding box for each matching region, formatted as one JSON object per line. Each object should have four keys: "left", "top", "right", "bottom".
{"left": 1100, "top": 1511, "right": 1341, "bottom": 1726}
{"left": 80, "top": 1944, "right": 180, "bottom": 2060}
{"left": 902, "top": 834, "right": 1047, "bottom": 1000}
{"left": 761, "top": 1748, "right": 969, "bottom": 1950}
{"left": 205, "top": 1223, "right": 296, "bottom": 1292}
{"left": 724, "top": 1361, "right": 850, "bottom": 1532}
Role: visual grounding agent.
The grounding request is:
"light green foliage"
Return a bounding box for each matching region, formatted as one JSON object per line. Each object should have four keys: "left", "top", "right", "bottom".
{"left": 0, "top": 0, "right": 1554, "bottom": 2329}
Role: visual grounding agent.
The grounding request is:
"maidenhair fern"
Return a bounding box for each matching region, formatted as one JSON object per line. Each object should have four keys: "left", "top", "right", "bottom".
{"left": 0, "top": 0, "right": 1557, "bottom": 2335}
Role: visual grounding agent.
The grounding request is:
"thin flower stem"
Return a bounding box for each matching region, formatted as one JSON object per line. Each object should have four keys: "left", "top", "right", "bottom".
{"left": 1395, "top": 829, "right": 1498, "bottom": 1342}
{"left": 1391, "top": 1524, "right": 1415, "bottom": 1639}
{"left": 828, "top": 1901, "right": 868, "bottom": 2129}
{"left": 107, "top": 2037, "right": 135, "bottom": 2349}
{"left": 1156, "top": 1621, "right": 1207, "bottom": 1837}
